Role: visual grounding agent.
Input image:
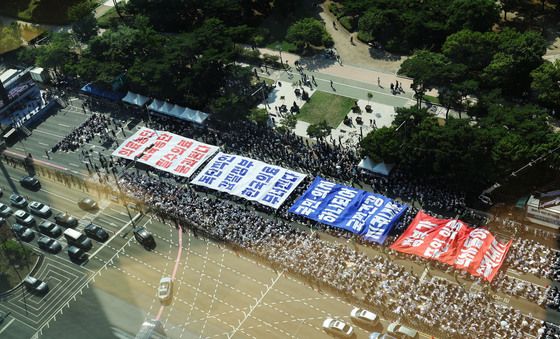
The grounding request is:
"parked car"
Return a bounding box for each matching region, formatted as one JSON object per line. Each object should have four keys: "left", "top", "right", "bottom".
{"left": 38, "top": 220, "right": 62, "bottom": 238}
{"left": 133, "top": 227, "right": 155, "bottom": 249}
{"left": 0, "top": 203, "right": 13, "bottom": 217}
{"left": 322, "top": 318, "right": 354, "bottom": 338}
{"left": 14, "top": 210, "right": 35, "bottom": 226}
{"left": 387, "top": 322, "right": 418, "bottom": 339}
{"left": 67, "top": 246, "right": 88, "bottom": 263}
{"left": 11, "top": 223, "right": 34, "bottom": 242}
{"left": 84, "top": 223, "right": 109, "bottom": 242}
{"left": 29, "top": 201, "right": 51, "bottom": 218}
{"left": 63, "top": 228, "right": 92, "bottom": 251}
{"left": 20, "top": 176, "right": 41, "bottom": 191}
{"left": 78, "top": 197, "right": 98, "bottom": 211}
{"left": 54, "top": 212, "right": 78, "bottom": 228}
{"left": 23, "top": 276, "right": 48, "bottom": 295}
{"left": 350, "top": 307, "right": 379, "bottom": 327}
{"left": 10, "top": 193, "right": 27, "bottom": 208}
{"left": 158, "top": 277, "right": 173, "bottom": 302}
{"left": 37, "top": 236, "right": 62, "bottom": 254}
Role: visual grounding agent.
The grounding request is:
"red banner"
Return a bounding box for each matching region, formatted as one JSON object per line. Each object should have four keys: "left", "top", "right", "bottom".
{"left": 390, "top": 211, "right": 512, "bottom": 282}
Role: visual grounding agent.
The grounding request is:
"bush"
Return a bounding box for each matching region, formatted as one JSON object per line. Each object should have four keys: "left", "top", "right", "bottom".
{"left": 357, "top": 31, "right": 373, "bottom": 43}
{"left": 339, "top": 16, "right": 355, "bottom": 32}
{"left": 286, "top": 18, "right": 332, "bottom": 49}
{"left": 328, "top": 2, "right": 344, "bottom": 19}
{"left": 262, "top": 53, "right": 280, "bottom": 66}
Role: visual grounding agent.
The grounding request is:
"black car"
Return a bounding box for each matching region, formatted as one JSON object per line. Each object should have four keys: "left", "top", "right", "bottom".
{"left": 23, "top": 276, "right": 49, "bottom": 296}
{"left": 12, "top": 223, "right": 34, "bottom": 242}
{"left": 37, "top": 236, "right": 62, "bottom": 254}
{"left": 9, "top": 193, "right": 27, "bottom": 208}
{"left": 78, "top": 197, "right": 98, "bottom": 211}
{"left": 14, "top": 210, "right": 35, "bottom": 227}
{"left": 84, "top": 223, "right": 109, "bottom": 242}
{"left": 20, "top": 176, "right": 41, "bottom": 191}
{"left": 68, "top": 246, "right": 88, "bottom": 263}
{"left": 54, "top": 212, "right": 79, "bottom": 228}
{"left": 133, "top": 227, "right": 155, "bottom": 249}
{"left": 38, "top": 220, "right": 63, "bottom": 238}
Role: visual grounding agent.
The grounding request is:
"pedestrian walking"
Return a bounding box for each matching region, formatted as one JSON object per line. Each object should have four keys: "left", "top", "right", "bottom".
{"left": 377, "top": 77, "right": 380, "bottom": 87}
{"left": 350, "top": 36, "right": 353, "bottom": 44}
{"left": 45, "top": 150, "right": 50, "bottom": 159}
{"left": 330, "top": 80, "right": 334, "bottom": 88}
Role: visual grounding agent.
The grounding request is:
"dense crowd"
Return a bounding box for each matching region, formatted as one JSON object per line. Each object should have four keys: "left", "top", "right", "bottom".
{"left": 118, "top": 172, "right": 552, "bottom": 339}
{"left": 51, "top": 113, "right": 116, "bottom": 152}
{"left": 506, "top": 238, "right": 560, "bottom": 282}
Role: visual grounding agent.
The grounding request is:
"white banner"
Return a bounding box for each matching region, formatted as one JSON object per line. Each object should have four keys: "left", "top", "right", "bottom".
{"left": 111, "top": 127, "right": 218, "bottom": 177}
{"left": 191, "top": 152, "right": 306, "bottom": 209}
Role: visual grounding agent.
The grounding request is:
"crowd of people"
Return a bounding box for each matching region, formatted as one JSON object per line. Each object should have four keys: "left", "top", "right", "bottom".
{"left": 506, "top": 238, "right": 560, "bottom": 282}
{"left": 51, "top": 113, "right": 117, "bottom": 152}
{"left": 118, "top": 172, "right": 550, "bottom": 339}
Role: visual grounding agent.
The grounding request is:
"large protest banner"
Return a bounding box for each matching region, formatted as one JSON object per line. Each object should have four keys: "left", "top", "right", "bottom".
{"left": 390, "top": 211, "right": 512, "bottom": 282}
{"left": 111, "top": 127, "right": 218, "bottom": 177}
{"left": 288, "top": 177, "right": 407, "bottom": 244}
{"left": 191, "top": 152, "right": 306, "bottom": 209}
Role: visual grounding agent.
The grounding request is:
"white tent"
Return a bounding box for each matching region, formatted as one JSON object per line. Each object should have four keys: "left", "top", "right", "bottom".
{"left": 122, "top": 91, "right": 151, "bottom": 107}
{"left": 148, "top": 98, "right": 165, "bottom": 112}
{"left": 147, "top": 98, "right": 209, "bottom": 124}
{"left": 358, "top": 156, "right": 394, "bottom": 176}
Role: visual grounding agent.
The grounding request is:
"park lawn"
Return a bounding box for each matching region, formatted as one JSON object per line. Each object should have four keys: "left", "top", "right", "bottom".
{"left": 297, "top": 91, "right": 355, "bottom": 128}
{"left": 97, "top": 6, "right": 119, "bottom": 28}
{"left": 0, "top": 0, "right": 87, "bottom": 24}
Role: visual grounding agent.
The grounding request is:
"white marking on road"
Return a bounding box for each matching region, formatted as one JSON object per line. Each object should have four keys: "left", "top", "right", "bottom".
{"left": 39, "top": 142, "right": 49, "bottom": 146}
{"left": 0, "top": 318, "right": 15, "bottom": 335}
{"left": 109, "top": 208, "right": 128, "bottom": 216}
{"left": 68, "top": 163, "right": 81, "bottom": 168}
{"left": 58, "top": 123, "right": 72, "bottom": 128}
{"left": 86, "top": 213, "right": 142, "bottom": 263}
{"left": 33, "top": 129, "right": 64, "bottom": 139}
{"left": 13, "top": 147, "right": 25, "bottom": 152}
{"left": 227, "top": 270, "right": 285, "bottom": 339}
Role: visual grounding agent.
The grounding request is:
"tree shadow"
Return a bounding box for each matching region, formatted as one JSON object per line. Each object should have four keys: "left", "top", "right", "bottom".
{"left": 368, "top": 46, "right": 403, "bottom": 62}
{"left": 297, "top": 54, "right": 338, "bottom": 71}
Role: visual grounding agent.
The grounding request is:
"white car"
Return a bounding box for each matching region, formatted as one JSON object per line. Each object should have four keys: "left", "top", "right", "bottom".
{"left": 322, "top": 318, "right": 353, "bottom": 337}
{"left": 0, "top": 203, "right": 12, "bottom": 217}
{"left": 387, "top": 322, "right": 418, "bottom": 338}
{"left": 350, "top": 307, "right": 379, "bottom": 326}
{"left": 14, "top": 210, "right": 35, "bottom": 226}
{"left": 158, "top": 277, "right": 173, "bottom": 302}
{"left": 29, "top": 201, "right": 51, "bottom": 217}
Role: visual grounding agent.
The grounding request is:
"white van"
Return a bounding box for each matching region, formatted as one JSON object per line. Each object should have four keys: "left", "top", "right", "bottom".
{"left": 63, "top": 228, "right": 92, "bottom": 251}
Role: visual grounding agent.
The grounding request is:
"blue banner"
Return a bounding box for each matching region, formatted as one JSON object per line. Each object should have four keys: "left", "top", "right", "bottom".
{"left": 289, "top": 177, "right": 407, "bottom": 244}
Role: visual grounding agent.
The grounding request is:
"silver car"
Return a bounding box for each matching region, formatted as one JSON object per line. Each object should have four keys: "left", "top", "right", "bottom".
{"left": 158, "top": 277, "right": 173, "bottom": 302}
{"left": 322, "top": 318, "right": 353, "bottom": 338}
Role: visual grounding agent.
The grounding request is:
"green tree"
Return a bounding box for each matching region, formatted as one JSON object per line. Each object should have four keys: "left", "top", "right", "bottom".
{"left": 35, "top": 33, "right": 75, "bottom": 76}
{"left": 307, "top": 120, "right": 332, "bottom": 140}
{"left": 446, "top": 0, "right": 499, "bottom": 32}
{"left": 248, "top": 108, "right": 269, "bottom": 125}
{"left": 531, "top": 60, "right": 560, "bottom": 111}
{"left": 442, "top": 30, "right": 497, "bottom": 71}
{"left": 68, "top": 0, "right": 98, "bottom": 42}
{"left": 281, "top": 114, "right": 297, "bottom": 129}
{"left": 359, "top": 127, "right": 400, "bottom": 163}
{"left": 286, "top": 18, "right": 332, "bottom": 50}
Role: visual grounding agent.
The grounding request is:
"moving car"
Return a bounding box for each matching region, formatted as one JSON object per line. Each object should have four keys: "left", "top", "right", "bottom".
{"left": 29, "top": 201, "right": 51, "bottom": 218}
{"left": 387, "top": 322, "right": 418, "bottom": 339}
{"left": 63, "top": 228, "right": 92, "bottom": 251}
{"left": 20, "top": 176, "right": 41, "bottom": 191}
{"left": 157, "top": 277, "right": 173, "bottom": 302}
{"left": 37, "top": 236, "right": 62, "bottom": 254}
{"left": 67, "top": 246, "right": 88, "bottom": 263}
{"left": 0, "top": 203, "right": 13, "bottom": 217}
{"left": 54, "top": 212, "right": 79, "bottom": 228}
{"left": 23, "top": 276, "right": 48, "bottom": 295}
{"left": 12, "top": 223, "right": 34, "bottom": 242}
{"left": 84, "top": 223, "right": 109, "bottom": 242}
{"left": 133, "top": 227, "right": 155, "bottom": 249}
{"left": 10, "top": 193, "right": 27, "bottom": 208}
{"left": 38, "top": 220, "right": 63, "bottom": 238}
{"left": 350, "top": 307, "right": 379, "bottom": 327}
{"left": 78, "top": 197, "right": 98, "bottom": 211}
{"left": 322, "top": 318, "right": 354, "bottom": 338}
{"left": 14, "top": 210, "right": 35, "bottom": 227}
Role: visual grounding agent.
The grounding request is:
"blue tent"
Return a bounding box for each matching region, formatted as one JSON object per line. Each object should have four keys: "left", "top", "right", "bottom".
{"left": 358, "top": 156, "right": 395, "bottom": 176}
{"left": 80, "top": 83, "right": 125, "bottom": 102}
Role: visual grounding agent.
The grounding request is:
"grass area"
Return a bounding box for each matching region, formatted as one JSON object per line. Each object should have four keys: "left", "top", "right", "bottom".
{"left": 20, "top": 23, "right": 45, "bottom": 42}
{"left": 97, "top": 6, "right": 120, "bottom": 29}
{"left": 264, "top": 40, "right": 298, "bottom": 54}
{"left": 0, "top": 24, "right": 23, "bottom": 54}
{"left": 0, "top": 0, "right": 86, "bottom": 24}
{"left": 424, "top": 95, "right": 440, "bottom": 104}
{"left": 0, "top": 240, "right": 36, "bottom": 293}
{"left": 297, "top": 91, "right": 355, "bottom": 128}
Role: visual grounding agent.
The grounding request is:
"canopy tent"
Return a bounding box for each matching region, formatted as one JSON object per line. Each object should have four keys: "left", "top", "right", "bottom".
{"left": 358, "top": 156, "right": 395, "bottom": 176}
{"left": 80, "top": 83, "right": 124, "bottom": 102}
{"left": 121, "top": 91, "right": 151, "bottom": 107}
{"left": 147, "top": 98, "right": 208, "bottom": 124}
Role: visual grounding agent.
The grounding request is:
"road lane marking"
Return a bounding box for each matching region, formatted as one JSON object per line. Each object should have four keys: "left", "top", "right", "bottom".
{"left": 0, "top": 318, "right": 15, "bottom": 335}
{"left": 68, "top": 163, "right": 81, "bottom": 168}
{"left": 39, "top": 142, "right": 49, "bottom": 147}
{"left": 86, "top": 213, "right": 142, "bottom": 263}
{"left": 33, "top": 129, "right": 64, "bottom": 139}
{"left": 155, "top": 225, "right": 184, "bottom": 321}
{"left": 58, "top": 123, "right": 72, "bottom": 128}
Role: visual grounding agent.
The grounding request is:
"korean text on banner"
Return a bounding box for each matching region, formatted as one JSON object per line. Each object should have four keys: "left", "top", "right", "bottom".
{"left": 191, "top": 152, "right": 306, "bottom": 209}
{"left": 288, "top": 177, "right": 407, "bottom": 244}
{"left": 111, "top": 127, "right": 158, "bottom": 160}
{"left": 390, "top": 211, "right": 512, "bottom": 281}
{"left": 111, "top": 127, "right": 218, "bottom": 177}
